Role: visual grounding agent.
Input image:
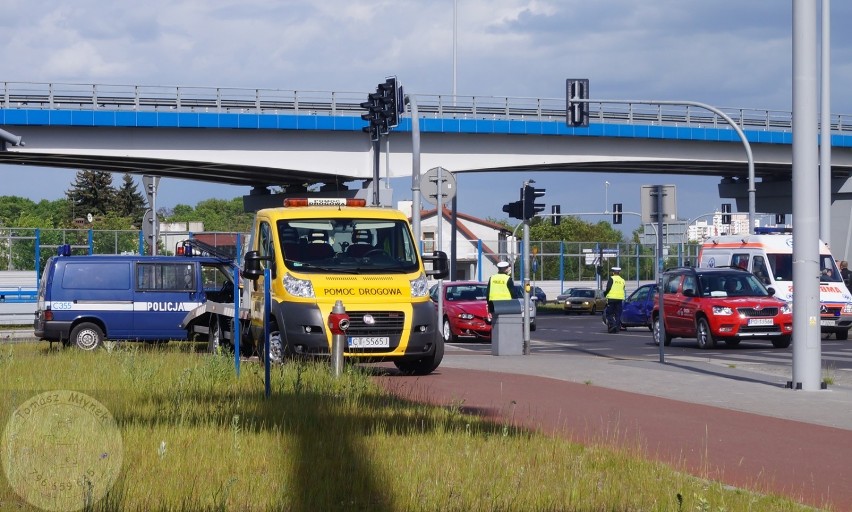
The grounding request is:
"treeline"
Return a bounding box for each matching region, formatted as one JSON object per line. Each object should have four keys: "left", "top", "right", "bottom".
{"left": 0, "top": 170, "right": 253, "bottom": 233}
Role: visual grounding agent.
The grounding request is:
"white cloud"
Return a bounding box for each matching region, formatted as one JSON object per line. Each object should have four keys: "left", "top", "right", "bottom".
{"left": 1, "top": 0, "right": 850, "bottom": 225}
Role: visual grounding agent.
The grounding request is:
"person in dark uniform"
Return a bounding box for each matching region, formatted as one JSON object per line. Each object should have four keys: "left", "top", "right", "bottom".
{"left": 840, "top": 261, "right": 851, "bottom": 290}
{"left": 603, "top": 266, "right": 626, "bottom": 333}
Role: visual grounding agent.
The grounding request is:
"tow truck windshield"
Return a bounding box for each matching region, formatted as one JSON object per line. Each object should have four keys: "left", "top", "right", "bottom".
{"left": 276, "top": 218, "right": 420, "bottom": 273}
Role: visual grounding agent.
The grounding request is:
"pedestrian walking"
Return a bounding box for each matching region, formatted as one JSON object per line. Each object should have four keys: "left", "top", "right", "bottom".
{"left": 604, "top": 266, "right": 626, "bottom": 333}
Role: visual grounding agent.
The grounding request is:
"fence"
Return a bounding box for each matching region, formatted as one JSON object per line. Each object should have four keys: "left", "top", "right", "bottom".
{"left": 0, "top": 227, "right": 702, "bottom": 307}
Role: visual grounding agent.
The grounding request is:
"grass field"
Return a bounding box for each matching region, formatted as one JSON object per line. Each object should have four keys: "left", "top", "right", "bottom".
{"left": 0, "top": 341, "right": 826, "bottom": 511}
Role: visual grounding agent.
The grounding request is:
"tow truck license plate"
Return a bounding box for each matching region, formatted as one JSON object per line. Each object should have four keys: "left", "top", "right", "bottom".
{"left": 748, "top": 318, "right": 774, "bottom": 326}
{"left": 348, "top": 336, "right": 390, "bottom": 348}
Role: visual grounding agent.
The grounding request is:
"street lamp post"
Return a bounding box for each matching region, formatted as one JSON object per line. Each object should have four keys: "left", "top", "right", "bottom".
{"left": 605, "top": 181, "right": 610, "bottom": 213}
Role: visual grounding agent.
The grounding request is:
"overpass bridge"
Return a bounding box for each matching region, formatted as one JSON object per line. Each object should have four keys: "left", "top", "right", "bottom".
{"left": 3, "top": 81, "right": 852, "bottom": 251}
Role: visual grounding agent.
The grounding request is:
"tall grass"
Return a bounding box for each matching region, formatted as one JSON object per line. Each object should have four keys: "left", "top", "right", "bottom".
{"left": 0, "top": 342, "right": 825, "bottom": 511}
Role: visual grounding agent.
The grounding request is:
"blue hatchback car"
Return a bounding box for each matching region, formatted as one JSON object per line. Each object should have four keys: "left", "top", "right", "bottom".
{"left": 620, "top": 284, "right": 657, "bottom": 331}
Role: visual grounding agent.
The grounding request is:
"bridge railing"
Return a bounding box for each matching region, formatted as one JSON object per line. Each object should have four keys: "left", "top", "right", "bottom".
{"left": 3, "top": 81, "right": 851, "bottom": 134}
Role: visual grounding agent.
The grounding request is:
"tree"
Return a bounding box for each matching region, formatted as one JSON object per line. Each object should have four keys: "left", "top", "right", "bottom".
{"left": 164, "top": 198, "right": 253, "bottom": 232}
{"left": 113, "top": 173, "right": 146, "bottom": 225}
{"left": 65, "top": 170, "right": 117, "bottom": 222}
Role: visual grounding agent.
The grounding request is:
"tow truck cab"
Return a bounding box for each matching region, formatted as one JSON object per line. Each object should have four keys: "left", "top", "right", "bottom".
{"left": 241, "top": 197, "right": 449, "bottom": 374}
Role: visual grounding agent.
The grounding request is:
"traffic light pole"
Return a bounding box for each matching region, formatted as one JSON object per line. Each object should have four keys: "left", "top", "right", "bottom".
{"left": 569, "top": 97, "right": 755, "bottom": 233}
{"left": 371, "top": 137, "right": 381, "bottom": 206}
{"left": 522, "top": 219, "right": 531, "bottom": 355}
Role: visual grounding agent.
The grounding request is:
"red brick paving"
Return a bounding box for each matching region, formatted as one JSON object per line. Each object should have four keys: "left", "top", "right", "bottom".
{"left": 374, "top": 367, "right": 852, "bottom": 511}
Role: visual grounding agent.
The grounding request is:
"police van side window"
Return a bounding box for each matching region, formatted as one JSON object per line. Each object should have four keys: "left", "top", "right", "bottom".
{"left": 138, "top": 263, "right": 195, "bottom": 291}
{"left": 63, "top": 263, "right": 130, "bottom": 290}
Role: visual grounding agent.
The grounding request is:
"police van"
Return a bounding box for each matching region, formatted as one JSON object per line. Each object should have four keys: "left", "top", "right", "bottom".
{"left": 34, "top": 245, "right": 236, "bottom": 349}
{"left": 698, "top": 228, "right": 852, "bottom": 339}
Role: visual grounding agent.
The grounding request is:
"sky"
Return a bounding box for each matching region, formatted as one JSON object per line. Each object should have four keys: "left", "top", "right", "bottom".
{"left": 2, "top": 0, "right": 851, "bottom": 234}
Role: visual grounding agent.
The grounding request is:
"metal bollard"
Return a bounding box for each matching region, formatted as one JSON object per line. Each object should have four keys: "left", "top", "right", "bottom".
{"left": 327, "top": 300, "right": 350, "bottom": 377}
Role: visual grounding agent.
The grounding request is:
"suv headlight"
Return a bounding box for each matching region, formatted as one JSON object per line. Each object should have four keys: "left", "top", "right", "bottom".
{"left": 410, "top": 273, "right": 428, "bottom": 298}
{"left": 782, "top": 302, "right": 792, "bottom": 315}
{"left": 284, "top": 273, "right": 315, "bottom": 298}
{"left": 712, "top": 305, "right": 733, "bottom": 315}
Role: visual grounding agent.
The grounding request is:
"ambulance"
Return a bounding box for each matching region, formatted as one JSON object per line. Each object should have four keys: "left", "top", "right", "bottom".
{"left": 238, "top": 198, "right": 449, "bottom": 375}
{"left": 697, "top": 228, "right": 852, "bottom": 339}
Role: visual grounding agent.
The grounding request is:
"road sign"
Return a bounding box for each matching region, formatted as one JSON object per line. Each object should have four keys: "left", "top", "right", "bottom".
{"left": 420, "top": 167, "right": 457, "bottom": 205}
{"left": 640, "top": 185, "right": 677, "bottom": 224}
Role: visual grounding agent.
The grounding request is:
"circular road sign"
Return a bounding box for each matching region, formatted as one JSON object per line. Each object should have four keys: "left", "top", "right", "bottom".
{"left": 420, "top": 167, "right": 457, "bottom": 205}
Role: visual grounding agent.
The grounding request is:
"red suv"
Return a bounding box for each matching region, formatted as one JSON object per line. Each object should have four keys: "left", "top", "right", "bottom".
{"left": 652, "top": 267, "right": 793, "bottom": 349}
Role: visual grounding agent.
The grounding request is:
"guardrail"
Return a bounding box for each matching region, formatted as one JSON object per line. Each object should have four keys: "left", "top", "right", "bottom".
{"left": 3, "top": 81, "right": 851, "bottom": 134}
{"left": 0, "top": 288, "right": 37, "bottom": 303}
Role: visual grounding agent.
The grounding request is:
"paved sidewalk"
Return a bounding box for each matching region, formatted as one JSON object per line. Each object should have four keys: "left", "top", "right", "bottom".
{"left": 374, "top": 346, "right": 852, "bottom": 511}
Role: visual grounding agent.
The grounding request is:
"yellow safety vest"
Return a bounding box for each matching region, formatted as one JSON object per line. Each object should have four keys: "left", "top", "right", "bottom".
{"left": 488, "top": 273, "right": 512, "bottom": 301}
{"left": 606, "top": 275, "right": 626, "bottom": 300}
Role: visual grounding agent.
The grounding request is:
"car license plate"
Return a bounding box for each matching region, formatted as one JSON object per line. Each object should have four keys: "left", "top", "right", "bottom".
{"left": 820, "top": 319, "right": 836, "bottom": 326}
{"left": 747, "top": 318, "right": 774, "bottom": 326}
{"left": 348, "top": 336, "right": 390, "bottom": 348}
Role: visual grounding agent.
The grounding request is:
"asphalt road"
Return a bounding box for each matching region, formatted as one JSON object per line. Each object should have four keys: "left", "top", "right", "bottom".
{"left": 450, "top": 310, "right": 852, "bottom": 384}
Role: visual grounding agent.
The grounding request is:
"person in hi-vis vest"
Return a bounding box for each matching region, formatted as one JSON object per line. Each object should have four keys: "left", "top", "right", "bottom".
{"left": 603, "top": 266, "right": 626, "bottom": 333}
{"left": 486, "top": 261, "right": 518, "bottom": 313}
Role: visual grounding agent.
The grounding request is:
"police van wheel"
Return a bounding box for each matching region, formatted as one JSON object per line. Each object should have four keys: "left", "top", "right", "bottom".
{"left": 71, "top": 322, "right": 104, "bottom": 351}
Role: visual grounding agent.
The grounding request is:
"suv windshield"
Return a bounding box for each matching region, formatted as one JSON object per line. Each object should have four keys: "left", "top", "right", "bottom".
{"left": 277, "top": 218, "right": 419, "bottom": 274}
{"left": 695, "top": 272, "right": 770, "bottom": 298}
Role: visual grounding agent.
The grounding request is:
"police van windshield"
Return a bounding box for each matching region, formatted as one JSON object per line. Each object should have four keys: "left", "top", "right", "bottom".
{"left": 766, "top": 253, "right": 842, "bottom": 282}
{"left": 276, "top": 218, "right": 420, "bottom": 273}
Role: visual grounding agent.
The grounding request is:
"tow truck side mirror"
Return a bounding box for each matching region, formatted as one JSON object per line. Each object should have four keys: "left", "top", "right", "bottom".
{"left": 423, "top": 251, "right": 449, "bottom": 279}
{"left": 241, "top": 250, "right": 273, "bottom": 281}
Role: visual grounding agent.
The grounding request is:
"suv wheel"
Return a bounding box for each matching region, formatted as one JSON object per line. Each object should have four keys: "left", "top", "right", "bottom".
{"left": 696, "top": 318, "right": 716, "bottom": 349}
{"left": 652, "top": 316, "right": 672, "bottom": 346}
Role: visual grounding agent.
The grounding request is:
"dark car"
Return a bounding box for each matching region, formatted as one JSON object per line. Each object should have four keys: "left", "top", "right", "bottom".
{"left": 620, "top": 284, "right": 657, "bottom": 331}
{"left": 652, "top": 267, "right": 793, "bottom": 349}
{"left": 429, "top": 281, "right": 490, "bottom": 342}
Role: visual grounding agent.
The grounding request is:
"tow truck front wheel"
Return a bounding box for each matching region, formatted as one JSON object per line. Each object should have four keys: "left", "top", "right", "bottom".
{"left": 394, "top": 337, "right": 444, "bottom": 376}
{"left": 263, "top": 330, "right": 284, "bottom": 364}
{"left": 70, "top": 322, "right": 104, "bottom": 351}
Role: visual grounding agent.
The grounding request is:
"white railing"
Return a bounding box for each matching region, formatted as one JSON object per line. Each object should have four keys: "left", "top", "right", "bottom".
{"left": 3, "top": 81, "right": 850, "bottom": 134}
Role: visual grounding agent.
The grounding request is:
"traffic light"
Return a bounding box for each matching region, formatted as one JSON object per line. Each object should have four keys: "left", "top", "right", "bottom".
{"left": 612, "top": 203, "right": 622, "bottom": 225}
{"left": 551, "top": 204, "right": 561, "bottom": 226}
{"left": 360, "top": 91, "right": 383, "bottom": 142}
{"left": 523, "top": 184, "right": 546, "bottom": 220}
{"left": 721, "top": 203, "right": 732, "bottom": 225}
{"left": 503, "top": 200, "right": 524, "bottom": 220}
{"left": 566, "top": 78, "right": 589, "bottom": 127}
{"left": 378, "top": 77, "right": 400, "bottom": 129}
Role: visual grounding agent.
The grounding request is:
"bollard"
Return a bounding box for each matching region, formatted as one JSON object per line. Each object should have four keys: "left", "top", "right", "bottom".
{"left": 327, "top": 299, "right": 350, "bottom": 377}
